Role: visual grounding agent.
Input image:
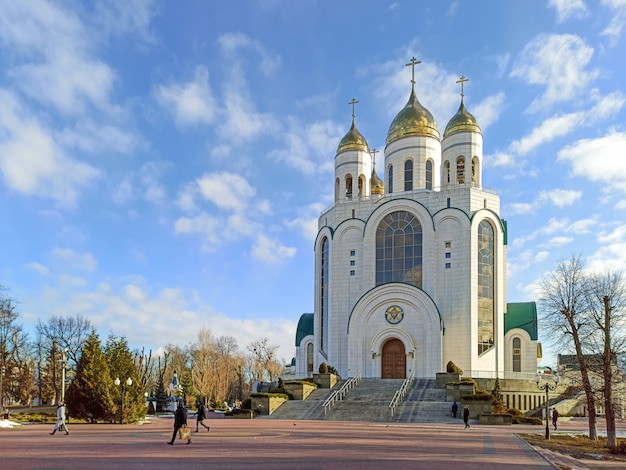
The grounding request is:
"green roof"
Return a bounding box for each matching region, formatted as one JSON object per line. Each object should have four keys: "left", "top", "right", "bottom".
{"left": 295, "top": 313, "right": 314, "bottom": 346}
{"left": 505, "top": 302, "right": 538, "bottom": 340}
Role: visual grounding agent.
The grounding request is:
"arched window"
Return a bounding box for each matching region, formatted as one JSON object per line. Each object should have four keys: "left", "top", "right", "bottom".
{"left": 477, "top": 220, "right": 495, "bottom": 355}
{"left": 307, "top": 342, "right": 314, "bottom": 374}
{"left": 472, "top": 157, "right": 479, "bottom": 186}
{"left": 345, "top": 174, "right": 353, "bottom": 198}
{"left": 404, "top": 159, "right": 413, "bottom": 192}
{"left": 358, "top": 174, "right": 364, "bottom": 199}
{"left": 375, "top": 211, "right": 423, "bottom": 288}
{"left": 456, "top": 156, "right": 465, "bottom": 185}
{"left": 425, "top": 160, "right": 433, "bottom": 190}
{"left": 335, "top": 177, "right": 340, "bottom": 202}
{"left": 320, "top": 237, "right": 329, "bottom": 352}
{"left": 388, "top": 165, "right": 393, "bottom": 194}
{"left": 444, "top": 161, "right": 450, "bottom": 186}
{"left": 513, "top": 337, "right": 521, "bottom": 372}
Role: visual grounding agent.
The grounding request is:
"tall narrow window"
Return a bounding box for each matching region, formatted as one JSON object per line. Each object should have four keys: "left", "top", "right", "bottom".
{"left": 425, "top": 160, "right": 433, "bottom": 190}
{"left": 375, "top": 211, "right": 423, "bottom": 287}
{"left": 456, "top": 156, "right": 465, "bottom": 185}
{"left": 307, "top": 343, "right": 314, "bottom": 374}
{"left": 472, "top": 157, "right": 479, "bottom": 186}
{"left": 320, "top": 237, "right": 329, "bottom": 352}
{"left": 444, "top": 161, "right": 450, "bottom": 185}
{"left": 513, "top": 338, "right": 521, "bottom": 372}
{"left": 404, "top": 159, "right": 413, "bottom": 191}
{"left": 345, "top": 175, "right": 353, "bottom": 198}
{"left": 477, "top": 220, "right": 495, "bottom": 355}
{"left": 388, "top": 165, "right": 393, "bottom": 194}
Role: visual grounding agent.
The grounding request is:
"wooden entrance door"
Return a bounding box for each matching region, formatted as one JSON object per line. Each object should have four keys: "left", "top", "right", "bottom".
{"left": 381, "top": 338, "right": 406, "bottom": 379}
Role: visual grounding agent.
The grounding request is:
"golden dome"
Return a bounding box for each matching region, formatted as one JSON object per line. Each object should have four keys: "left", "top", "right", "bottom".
{"left": 443, "top": 99, "right": 481, "bottom": 138}
{"left": 336, "top": 120, "right": 370, "bottom": 154}
{"left": 370, "top": 168, "right": 384, "bottom": 195}
{"left": 386, "top": 87, "right": 440, "bottom": 146}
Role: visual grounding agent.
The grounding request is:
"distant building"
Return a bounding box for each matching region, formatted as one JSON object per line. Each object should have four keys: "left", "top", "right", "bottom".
{"left": 293, "top": 60, "right": 540, "bottom": 381}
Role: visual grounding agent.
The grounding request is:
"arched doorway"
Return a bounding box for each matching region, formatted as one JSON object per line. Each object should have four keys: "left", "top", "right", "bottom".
{"left": 381, "top": 338, "right": 406, "bottom": 378}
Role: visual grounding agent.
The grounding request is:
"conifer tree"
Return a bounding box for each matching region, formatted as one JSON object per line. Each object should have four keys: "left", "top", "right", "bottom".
{"left": 106, "top": 335, "right": 146, "bottom": 423}
{"left": 65, "top": 331, "right": 115, "bottom": 422}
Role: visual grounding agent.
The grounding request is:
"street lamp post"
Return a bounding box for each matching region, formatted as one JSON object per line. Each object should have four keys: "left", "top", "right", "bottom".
{"left": 60, "top": 348, "right": 68, "bottom": 404}
{"left": 536, "top": 372, "right": 559, "bottom": 440}
{"left": 114, "top": 377, "right": 132, "bottom": 424}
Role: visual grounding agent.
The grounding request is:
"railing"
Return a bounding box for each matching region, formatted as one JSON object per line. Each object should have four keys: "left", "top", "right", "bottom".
{"left": 323, "top": 371, "right": 362, "bottom": 415}
{"left": 389, "top": 371, "right": 415, "bottom": 417}
{"left": 462, "top": 370, "right": 540, "bottom": 381}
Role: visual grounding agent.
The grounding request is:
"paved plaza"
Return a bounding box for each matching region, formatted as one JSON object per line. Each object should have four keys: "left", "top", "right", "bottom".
{"left": 1, "top": 416, "right": 625, "bottom": 469}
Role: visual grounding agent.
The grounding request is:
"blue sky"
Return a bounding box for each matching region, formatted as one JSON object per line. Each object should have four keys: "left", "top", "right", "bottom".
{"left": 1, "top": 1, "right": 625, "bottom": 368}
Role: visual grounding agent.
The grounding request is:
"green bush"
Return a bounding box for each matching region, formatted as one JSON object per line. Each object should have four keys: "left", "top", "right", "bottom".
{"left": 446, "top": 361, "right": 463, "bottom": 374}
{"left": 319, "top": 362, "right": 329, "bottom": 373}
{"left": 250, "top": 392, "right": 290, "bottom": 400}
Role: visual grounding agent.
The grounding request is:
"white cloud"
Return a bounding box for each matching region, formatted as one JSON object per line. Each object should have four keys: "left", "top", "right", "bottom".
{"left": 57, "top": 119, "right": 140, "bottom": 155}
{"left": 473, "top": 92, "right": 505, "bottom": 131}
{"left": 94, "top": 0, "right": 158, "bottom": 45}
{"left": 174, "top": 212, "right": 223, "bottom": 251}
{"left": 601, "top": 0, "right": 626, "bottom": 45}
{"left": 154, "top": 67, "right": 218, "bottom": 127}
{"left": 0, "top": 91, "right": 102, "bottom": 206}
{"left": 538, "top": 189, "right": 582, "bottom": 207}
{"left": 270, "top": 118, "right": 342, "bottom": 175}
{"left": 196, "top": 172, "right": 257, "bottom": 213}
{"left": 549, "top": 0, "right": 588, "bottom": 22}
{"left": 217, "top": 32, "right": 281, "bottom": 78}
{"left": 557, "top": 131, "right": 626, "bottom": 193}
{"left": 251, "top": 234, "right": 297, "bottom": 263}
{"left": 52, "top": 248, "right": 98, "bottom": 272}
{"left": 510, "top": 33, "right": 598, "bottom": 112}
{"left": 285, "top": 202, "right": 326, "bottom": 241}
{"left": 24, "top": 262, "right": 49, "bottom": 275}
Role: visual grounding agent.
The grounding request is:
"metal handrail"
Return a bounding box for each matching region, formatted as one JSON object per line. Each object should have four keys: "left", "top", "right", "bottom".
{"left": 389, "top": 372, "right": 415, "bottom": 417}
{"left": 323, "top": 371, "right": 362, "bottom": 415}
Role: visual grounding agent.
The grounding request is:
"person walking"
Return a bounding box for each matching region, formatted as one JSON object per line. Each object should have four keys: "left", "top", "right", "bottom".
{"left": 463, "top": 404, "right": 470, "bottom": 429}
{"left": 451, "top": 401, "right": 458, "bottom": 419}
{"left": 168, "top": 401, "right": 191, "bottom": 445}
{"left": 195, "top": 401, "right": 210, "bottom": 432}
{"left": 49, "top": 402, "right": 69, "bottom": 435}
{"left": 552, "top": 408, "right": 559, "bottom": 430}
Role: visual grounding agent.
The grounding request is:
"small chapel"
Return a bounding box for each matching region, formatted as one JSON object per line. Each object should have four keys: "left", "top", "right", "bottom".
{"left": 293, "top": 58, "right": 540, "bottom": 381}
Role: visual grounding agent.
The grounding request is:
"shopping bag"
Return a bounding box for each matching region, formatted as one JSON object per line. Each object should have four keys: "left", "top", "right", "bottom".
{"left": 178, "top": 426, "right": 191, "bottom": 440}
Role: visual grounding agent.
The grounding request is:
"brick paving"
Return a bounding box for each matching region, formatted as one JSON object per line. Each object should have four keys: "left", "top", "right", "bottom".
{"left": 0, "top": 417, "right": 564, "bottom": 470}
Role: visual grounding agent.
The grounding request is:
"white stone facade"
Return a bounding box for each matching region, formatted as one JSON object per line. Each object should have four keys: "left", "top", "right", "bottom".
{"left": 295, "top": 77, "right": 537, "bottom": 381}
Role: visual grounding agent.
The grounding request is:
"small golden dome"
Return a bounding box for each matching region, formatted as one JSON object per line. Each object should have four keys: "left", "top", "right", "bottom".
{"left": 370, "top": 168, "right": 384, "bottom": 195}
{"left": 443, "top": 99, "right": 481, "bottom": 138}
{"left": 336, "top": 120, "right": 370, "bottom": 154}
{"left": 386, "top": 87, "right": 440, "bottom": 146}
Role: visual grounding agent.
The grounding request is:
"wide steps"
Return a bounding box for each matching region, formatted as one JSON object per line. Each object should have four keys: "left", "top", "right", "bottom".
{"left": 264, "top": 377, "right": 456, "bottom": 423}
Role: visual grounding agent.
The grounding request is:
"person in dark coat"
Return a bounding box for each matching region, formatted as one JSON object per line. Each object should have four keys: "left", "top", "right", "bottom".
{"left": 451, "top": 401, "right": 458, "bottom": 419}
{"left": 168, "top": 401, "right": 191, "bottom": 445}
{"left": 195, "top": 401, "right": 210, "bottom": 432}
{"left": 552, "top": 408, "right": 559, "bottom": 430}
{"left": 463, "top": 404, "right": 470, "bottom": 429}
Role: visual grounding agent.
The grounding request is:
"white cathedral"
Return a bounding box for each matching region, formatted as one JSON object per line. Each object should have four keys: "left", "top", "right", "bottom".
{"left": 294, "top": 59, "right": 540, "bottom": 381}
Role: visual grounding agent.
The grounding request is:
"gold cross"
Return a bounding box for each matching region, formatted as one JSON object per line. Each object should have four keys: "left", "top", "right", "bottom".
{"left": 348, "top": 98, "right": 359, "bottom": 119}
{"left": 456, "top": 75, "right": 469, "bottom": 98}
{"left": 405, "top": 57, "right": 421, "bottom": 85}
{"left": 371, "top": 148, "right": 378, "bottom": 167}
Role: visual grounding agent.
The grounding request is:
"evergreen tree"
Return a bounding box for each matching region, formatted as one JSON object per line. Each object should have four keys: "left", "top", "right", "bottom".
{"left": 105, "top": 335, "right": 146, "bottom": 423}
{"left": 65, "top": 331, "right": 115, "bottom": 422}
{"left": 154, "top": 374, "right": 168, "bottom": 412}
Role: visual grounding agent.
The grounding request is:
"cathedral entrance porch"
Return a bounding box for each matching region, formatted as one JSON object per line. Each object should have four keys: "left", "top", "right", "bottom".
{"left": 381, "top": 338, "right": 406, "bottom": 378}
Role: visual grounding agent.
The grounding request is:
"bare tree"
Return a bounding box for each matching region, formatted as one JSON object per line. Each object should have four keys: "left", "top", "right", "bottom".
{"left": 538, "top": 255, "right": 598, "bottom": 440}
{"left": 248, "top": 338, "right": 283, "bottom": 383}
{"left": 584, "top": 269, "right": 626, "bottom": 450}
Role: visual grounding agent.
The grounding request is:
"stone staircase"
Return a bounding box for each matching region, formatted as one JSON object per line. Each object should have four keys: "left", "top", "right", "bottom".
{"left": 262, "top": 377, "right": 459, "bottom": 423}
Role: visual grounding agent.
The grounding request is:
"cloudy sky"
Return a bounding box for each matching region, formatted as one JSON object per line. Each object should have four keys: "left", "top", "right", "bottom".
{"left": 1, "top": 0, "right": 625, "bottom": 368}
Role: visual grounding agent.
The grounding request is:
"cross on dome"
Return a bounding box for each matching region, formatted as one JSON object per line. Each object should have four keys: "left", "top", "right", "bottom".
{"left": 405, "top": 57, "right": 421, "bottom": 86}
